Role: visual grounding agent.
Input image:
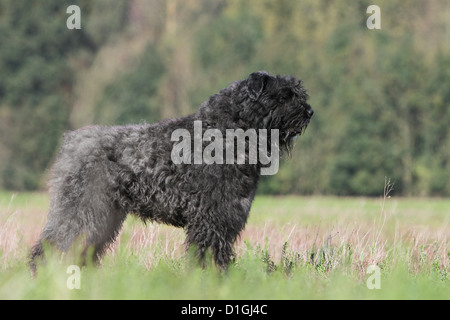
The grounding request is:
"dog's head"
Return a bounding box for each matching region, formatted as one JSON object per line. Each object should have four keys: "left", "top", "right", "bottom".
{"left": 244, "top": 71, "right": 313, "bottom": 153}
{"left": 197, "top": 71, "right": 313, "bottom": 155}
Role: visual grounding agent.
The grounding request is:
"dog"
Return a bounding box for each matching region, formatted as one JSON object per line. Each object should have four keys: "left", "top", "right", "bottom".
{"left": 29, "top": 71, "right": 313, "bottom": 272}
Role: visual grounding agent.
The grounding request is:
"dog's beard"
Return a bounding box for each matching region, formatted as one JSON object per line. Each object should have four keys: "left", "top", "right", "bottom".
{"left": 279, "top": 119, "right": 310, "bottom": 157}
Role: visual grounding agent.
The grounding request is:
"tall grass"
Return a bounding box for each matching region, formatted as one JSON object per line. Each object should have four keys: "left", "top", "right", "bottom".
{"left": 0, "top": 191, "right": 449, "bottom": 299}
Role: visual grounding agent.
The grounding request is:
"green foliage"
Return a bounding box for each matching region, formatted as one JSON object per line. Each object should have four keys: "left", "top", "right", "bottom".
{"left": 1, "top": 192, "right": 449, "bottom": 299}
{"left": 195, "top": 1, "right": 263, "bottom": 72}
{"left": 94, "top": 44, "right": 166, "bottom": 125}
{"left": 1, "top": 236, "right": 449, "bottom": 300}
{"left": 0, "top": 0, "right": 93, "bottom": 190}
{"left": 1, "top": 0, "right": 450, "bottom": 196}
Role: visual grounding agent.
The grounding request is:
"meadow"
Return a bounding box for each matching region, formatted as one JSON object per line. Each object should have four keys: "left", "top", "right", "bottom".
{"left": 0, "top": 191, "right": 448, "bottom": 300}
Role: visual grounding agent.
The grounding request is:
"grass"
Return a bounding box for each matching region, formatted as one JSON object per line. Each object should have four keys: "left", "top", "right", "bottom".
{"left": 0, "top": 191, "right": 449, "bottom": 300}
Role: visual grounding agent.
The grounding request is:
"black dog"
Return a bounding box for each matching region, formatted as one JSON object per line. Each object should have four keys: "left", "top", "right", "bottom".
{"left": 30, "top": 71, "right": 313, "bottom": 272}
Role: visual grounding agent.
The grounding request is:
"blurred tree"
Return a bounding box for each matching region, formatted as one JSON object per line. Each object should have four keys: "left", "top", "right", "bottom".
{"left": 422, "top": 52, "right": 450, "bottom": 195}
{"left": 0, "top": 0, "right": 94, "bottom": 189}
{"left": 94, "top": 43, "right": 165, "bottom": 125}
{"left": 0, "top": 0, "right": 449, "bottom": 196}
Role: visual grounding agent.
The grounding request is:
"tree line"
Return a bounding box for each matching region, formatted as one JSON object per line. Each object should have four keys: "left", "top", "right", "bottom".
{"left": 1, "top": 0, "right": 449, "bottom": 196}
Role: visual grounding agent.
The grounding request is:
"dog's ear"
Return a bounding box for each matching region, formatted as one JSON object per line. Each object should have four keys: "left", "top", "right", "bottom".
{"left": 247, "top": 71, "right": 270, "bottom": 101}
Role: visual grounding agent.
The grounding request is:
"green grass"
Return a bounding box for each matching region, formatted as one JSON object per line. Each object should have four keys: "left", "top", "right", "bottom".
{"left": 0, "top": 191, "right": 449, "bottom": 299}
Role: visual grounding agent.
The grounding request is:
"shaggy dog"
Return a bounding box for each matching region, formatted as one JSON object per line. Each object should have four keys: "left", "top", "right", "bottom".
{"left": 30, "top": 71, "right": 313, "bottom": 272}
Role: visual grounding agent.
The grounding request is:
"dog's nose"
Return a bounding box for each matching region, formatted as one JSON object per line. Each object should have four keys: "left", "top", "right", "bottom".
{"left": 307, "top": 108, "right": 314, "bottom": 117}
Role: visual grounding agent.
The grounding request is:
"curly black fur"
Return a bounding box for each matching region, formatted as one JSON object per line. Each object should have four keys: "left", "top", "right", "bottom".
{"left": 29, "top": 71, "right": 313, "bottom": 272}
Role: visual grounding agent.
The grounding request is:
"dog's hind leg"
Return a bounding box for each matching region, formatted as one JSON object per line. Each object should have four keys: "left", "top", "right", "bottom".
{"left": 81, "top": 202, "right": 127, "bottom": 265}
{"left": 30, "top": 199, "right": 126, "bottom": 272}
{"left": 29, "top": 203, "right": 86, "bottom": 274}
{"left": 30, "top": 157, "right": 126, "bottom": 272}
{"left": 66, "top": 162, "right": 127, "bottom": 266}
